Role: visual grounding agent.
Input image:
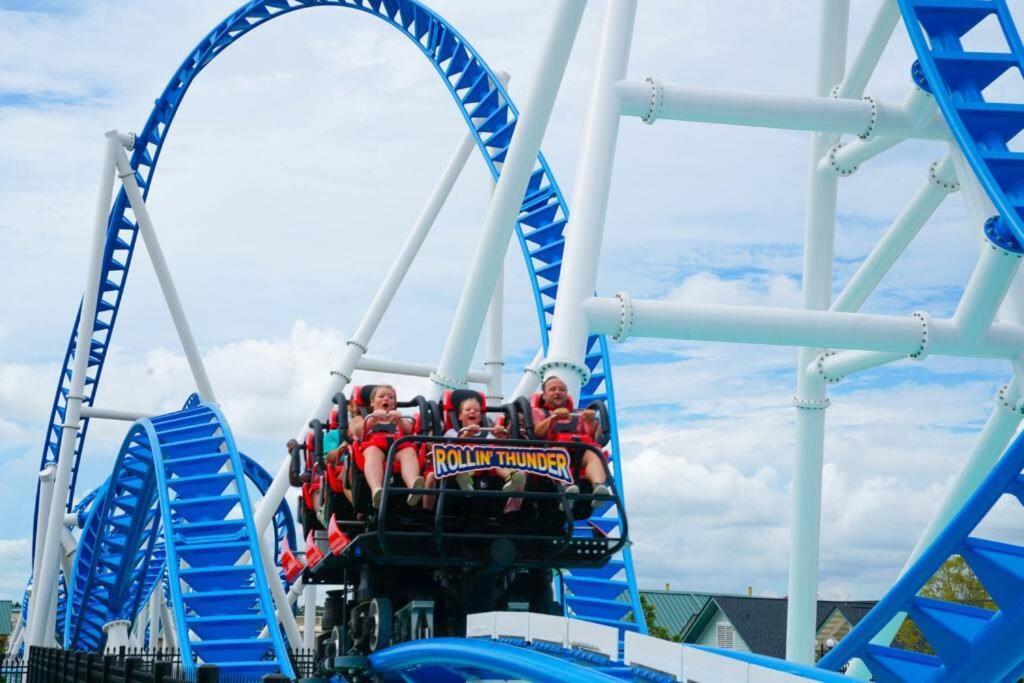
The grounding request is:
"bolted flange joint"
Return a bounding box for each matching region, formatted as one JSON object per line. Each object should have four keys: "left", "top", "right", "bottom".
{"left": 909, "top": 311, "right": 932, "bottom": 360}
{"left": 346, "top": 339, "right": 369, "bottom": 354}
{"left": 538, "top": 357, "right": 591, "bottom": 387}
{"left": 814, "top": 350, "right": 843, "bottom": 384}
{"left": 792, "top": 396, "right": 830, "bottom": 411}
{"left": 858, "top": 96, "right": 879, "bottom": 141}
{"left": 996, "top": 383, "right": 1024, "bottom": 416}
{"left": 910, "top": 60, "right": 931, "bottom": 94}
{"left": 330, "top": 369, "right": 352, "bottom": 384}
{"left": 612, "top": 291, "right": 635, "bottom": 342}
{"left": 824, "top": 143, "right": 858, "bottom": 177}
{"left": 641, "top": 76, "right": 664, "bottom": 125}
{"left": 983, "top": 215, "right": 1024, "bottom": 256}
{"left": 927, "top": 159, "right": 958, "bottom": 193}
{"left": 429, "top": 371, "right": 468, "bottom": 390}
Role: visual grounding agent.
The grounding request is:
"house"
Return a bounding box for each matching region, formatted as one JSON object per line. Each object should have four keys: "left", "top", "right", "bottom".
{"left": 679, "top": 595, "right": 876, "bottom": 659}
{"left": 638, "top": 589, "right": 713, "bottom": 638}
{"left": 0, "top": 600, "right": 13, "bottom": 654}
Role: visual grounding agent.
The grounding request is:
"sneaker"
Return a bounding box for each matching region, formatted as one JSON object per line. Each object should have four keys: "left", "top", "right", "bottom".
{"left": 591, "top": 483, "right": 611, "bottom": 509}
{"left": 502, "top": 470, "right": 526, "bottom": 492}
{"left": 559, "top": 483, "right": 580, "bottom": 511}
{"left": 406, "top": 476, "right": 426, "bottom": 506}
{"left": 371, "top": 488, "right": 383, "bottom": 509}
{"left": 456, "top": 472, "right": 474, "bottom": 491}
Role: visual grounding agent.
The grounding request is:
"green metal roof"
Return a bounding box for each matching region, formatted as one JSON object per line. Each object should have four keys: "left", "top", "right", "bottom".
{"left": 0, "top": 600, "right": 13, "bottom": 637}
{"left": 639, "top": 590, "right": 712, "bottom": 637}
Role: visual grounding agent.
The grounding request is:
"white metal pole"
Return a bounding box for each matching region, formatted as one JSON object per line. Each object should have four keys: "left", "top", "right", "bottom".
{"left": 511, "top": 348, "right": 545, "bottom": 400}
{"left": 148, "top": 585, "right": 160, "bottom": 650}
{"left": 542, "top": 0, "right": 638, "bottom": 398}
{"left": 831, "top": 155, "right": 957, "bottom": 312}
{"left": 835, "top": 0, "right": 899, "bottom": 99}
{"left": 582, "top": 296, "right": 1024, "bottom": 359}
{"left": 102, "top": 620, "right": 131, "bottom": 653}
{"left": 486, "top": 260, "right": 505, "bottom": 403}
{"left": 113, "top": 145, "right": 217, "bottom": 404}
{"left": 787, "top": 1, "right": 849, "bottom": 665}
{"left": 26, "top": 132, "right": 120, "bottom": 652}
{"left": 29, "top": 465, "right": 56, "bottom": 635}
{"left": 303, "top": 584, "right": 316, "bottom": 650}
{"left": 259, "top": 535, "right": 302, "bottom": 648}
{"left": 353, "top": 356, "right": 491, "bottom": 384}
{"left": 259, "top": 577, "right": 305, "bottom": 639}
{"left": 430, "top": 0, "right": 587, "bottom": 400}
{"left": 615, "top": 82, "right": 947, "bottom": 140}
{"left": 253, "top": 125, "right": 482, "bottom": 535}
{"left": 952, "top": 245, "right": 1022, "bottom": 343}
{"left": 79, "top": 405, "right": 154, "bottom": 422}
{"left": 159, "top": 589, "right": 178, "bottom": 649}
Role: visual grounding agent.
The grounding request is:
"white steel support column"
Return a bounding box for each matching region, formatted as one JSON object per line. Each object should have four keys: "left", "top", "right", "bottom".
{"left": 80, "top": 405, "right": 154, "bottom": 422}
{"left": 430, "top": 0, "right": 587, "bottom": 400}
{"left": 113, "top": 145, "right": 217, "bottom": 404}
{"left": 582, "top": 296, "right": 1024, "bottom": 359}
{"left": 831, "top": 155, "right": 957, "bottom": 312}
{"left": 303, "top": 584, "right": 317, "bottom": 650}
{"left": 787, "top": 1, "right": 849, "bottom": 665}
{"left": 511, "top": 348, "right": 544, "bottom": 400}
{"left": 30, "top": 465, "right": 55, "bottom": 632}
{"left": 952, "top": 244, "right": 1023, "bottom": 343}
{"left": 486, "top": 260, "right": 505, "bottom": 403}
{"left": 27, "top": 132, "right": 120, "bottom": 651}
{"left": 159, "top": 590, "right": 178, "bottom": 649}
{"left": 259, "top": 536, "right": 302, "bottom": 648}
{"left": 616, "top": 82, "right": 946, "bottom": 140}
{"left": 542, "top": 0, "right": 638, "bottom": 398}
{"left": 353, "top": 357, "right": 491, "bottom": 384}
{"left": 148, "top": 586, "right": 160, "bottom": 650}
{"left": 835, "top": 0, "right": 899, "bottom": 99}
{"left": 259, "top": 577, "right": 305, "bottom": 639}
{"left": 254, "top": 124, "right": 481, "bottom": 535}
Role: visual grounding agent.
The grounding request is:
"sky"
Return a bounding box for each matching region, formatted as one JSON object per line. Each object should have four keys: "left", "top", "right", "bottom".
{"left": 2, "top": 0, "right": 1024, "bottom": 607}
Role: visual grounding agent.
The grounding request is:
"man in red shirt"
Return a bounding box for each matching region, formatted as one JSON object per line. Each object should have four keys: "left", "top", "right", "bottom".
{"left": 531, "top": 376, "right": 611, "bottom": 506}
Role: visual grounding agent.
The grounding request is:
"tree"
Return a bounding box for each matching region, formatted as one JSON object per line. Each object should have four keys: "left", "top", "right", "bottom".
{"left": 640, "top": 595, "right": 684, "bottom": 642}
{"left": 895, "top": 555, "right": 994, "bottom": 654}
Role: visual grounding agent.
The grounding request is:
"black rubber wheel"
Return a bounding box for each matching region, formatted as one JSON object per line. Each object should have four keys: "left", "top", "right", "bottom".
{"left": 367, "top": 597, "right": 392, "bottom": 652}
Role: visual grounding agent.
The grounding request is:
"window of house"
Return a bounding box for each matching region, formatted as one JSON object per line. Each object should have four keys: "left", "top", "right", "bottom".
{"left": 716, "top": 622, "right": 735, "bottom": 649}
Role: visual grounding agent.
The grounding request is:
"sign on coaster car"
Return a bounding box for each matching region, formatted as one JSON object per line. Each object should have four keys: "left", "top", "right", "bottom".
{"left": 432, "top": 443, "right": 574, "bottom": 485}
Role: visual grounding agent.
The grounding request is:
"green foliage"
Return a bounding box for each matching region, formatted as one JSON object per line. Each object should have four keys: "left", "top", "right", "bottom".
{"left": 895, "top": 555, "right": 994, "bottom": 654}
{"left": 641, "top": 595, "right": 684, "bottom": 643}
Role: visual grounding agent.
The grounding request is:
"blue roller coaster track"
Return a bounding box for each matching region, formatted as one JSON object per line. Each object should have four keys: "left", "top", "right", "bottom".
{"left": 63, "top": 440, "right": 296, "bottom": 654}
{"left": 62, "top": 401, "right": 294, "bottom": 677}
{"left": 29, "top": 0, "right": 1024, "bottom": 679}
{"left": 32, "top": 0, "right": 644, "bottom": 656}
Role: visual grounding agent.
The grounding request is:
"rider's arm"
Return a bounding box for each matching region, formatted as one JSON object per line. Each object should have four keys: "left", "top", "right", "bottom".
{"left": 532, "top": 407, "right": 556, "bottom": 438}
{"left": 349, "top": 415, "right": 366, "bottom": 440}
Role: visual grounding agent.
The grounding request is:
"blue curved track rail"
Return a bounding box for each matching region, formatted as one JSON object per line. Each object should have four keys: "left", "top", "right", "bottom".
{"left": 34, "top": 0, "right": 643, "bottom": 641}
{"left": 816, "top": 426, "right": 1024, "bottom": 681}
{"left": 63, "top": 402, "right": 293, "bottom": 677}
{"left": 63, "top": 446, "right": 295, "bottom": 651}
{"left": 899, "top": 0, "right": 1024, "bottom": 248}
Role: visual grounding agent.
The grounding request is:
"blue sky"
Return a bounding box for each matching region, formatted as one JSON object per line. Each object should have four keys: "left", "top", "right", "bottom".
{"left": 1, "top": 0, "right": 1023, "bottom": 605}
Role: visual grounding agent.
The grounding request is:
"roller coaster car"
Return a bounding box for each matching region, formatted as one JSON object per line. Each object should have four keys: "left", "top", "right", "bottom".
{"left": 293, "top": 388, "right": 626, "bottom": 658}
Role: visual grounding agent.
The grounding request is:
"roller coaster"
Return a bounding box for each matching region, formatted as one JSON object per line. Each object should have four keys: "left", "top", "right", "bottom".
{"left": 8, "top": 0, "right": 1024, "bottom": 680}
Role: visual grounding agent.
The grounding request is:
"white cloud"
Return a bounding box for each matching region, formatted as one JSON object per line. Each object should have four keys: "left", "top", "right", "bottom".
{"left": 663, "top": 271, "right": 802, "bottom": 308}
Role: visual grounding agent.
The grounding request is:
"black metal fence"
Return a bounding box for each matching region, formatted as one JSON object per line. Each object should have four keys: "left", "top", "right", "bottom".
{"left": 19, "top": 647, "right": 303, "bottom": 683}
